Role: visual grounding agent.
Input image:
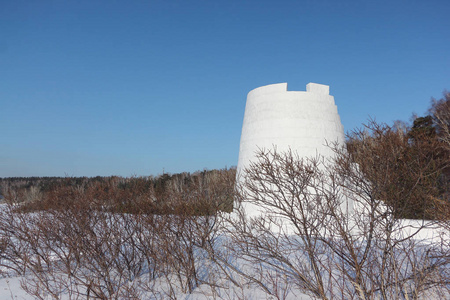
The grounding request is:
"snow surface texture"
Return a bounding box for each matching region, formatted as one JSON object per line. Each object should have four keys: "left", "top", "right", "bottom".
{"left": 0, "top": 232, "right": 314, "bottom": 299}
{"left": 0, "top": 223, "right": 447, "bottom": 300}
{"left": 0, "top": 201, "right": 447, "bottom": 299}
{"left": 0, "top": 274, "right": 311, "bottom": 300}
{"left": 236, "top": 83, "right": 346, "bottom": 219}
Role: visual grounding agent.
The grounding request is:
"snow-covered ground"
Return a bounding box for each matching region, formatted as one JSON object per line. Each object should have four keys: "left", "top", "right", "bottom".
{"left": 0, "top": 277, "right": 28, "bottom": 300}
{"left": 0, "top": 203, "right": 448, "bottom": 299}
{"left": 0, "top": 276, "right": 314, "bottom": 300}
{"left": 0, "top": 259, "right": 313, "bottom": 300}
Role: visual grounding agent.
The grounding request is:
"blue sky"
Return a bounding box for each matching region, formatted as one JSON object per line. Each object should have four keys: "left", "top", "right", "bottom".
{"left": 1, "top": 0, "right": 449, "bottom": 177}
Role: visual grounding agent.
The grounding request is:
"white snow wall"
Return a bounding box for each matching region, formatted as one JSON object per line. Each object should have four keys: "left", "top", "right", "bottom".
{"left": 236, "top": 82, "right": 346, "bottom": 218}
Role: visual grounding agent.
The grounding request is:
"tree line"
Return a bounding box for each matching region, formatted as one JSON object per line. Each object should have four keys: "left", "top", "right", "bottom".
{"left": 0, "top": 169, "right": 235, "bottom": 214}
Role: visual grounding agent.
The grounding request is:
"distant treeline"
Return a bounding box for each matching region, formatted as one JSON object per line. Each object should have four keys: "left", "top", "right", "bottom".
{"left": 0, "top": 168, "right": 236, "bottom": 215}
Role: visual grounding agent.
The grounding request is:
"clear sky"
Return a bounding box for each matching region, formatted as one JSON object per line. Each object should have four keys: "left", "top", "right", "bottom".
{"left": 1, "top": 0, "right": 449, "bottom": 177}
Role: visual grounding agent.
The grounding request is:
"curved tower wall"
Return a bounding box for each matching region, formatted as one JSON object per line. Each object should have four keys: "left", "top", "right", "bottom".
{"left": 236, "top": 82, "right": 346, "bottom": 219}
{"left": 237, "top": 82, "right": 345, "bottom": 174}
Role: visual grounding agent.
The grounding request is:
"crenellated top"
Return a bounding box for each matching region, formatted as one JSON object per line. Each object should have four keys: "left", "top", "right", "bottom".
{"left": 306, "top": 83, "right": 329, "bottom": 95}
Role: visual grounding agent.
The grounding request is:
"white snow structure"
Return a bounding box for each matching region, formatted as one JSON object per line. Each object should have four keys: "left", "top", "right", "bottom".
{"left": 236, "top": 82, "right": 346, "bottom": 219}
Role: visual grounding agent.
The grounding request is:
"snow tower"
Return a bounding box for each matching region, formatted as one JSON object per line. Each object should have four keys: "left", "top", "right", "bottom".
{"left": 236, "top": 82, "right": 346, "bottom": 218}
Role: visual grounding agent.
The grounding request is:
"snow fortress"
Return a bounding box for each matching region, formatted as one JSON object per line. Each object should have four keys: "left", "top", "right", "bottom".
{"left": 236, "top": 82, "right": 346, "bottom": 218}
{"left": 237, "top": 82, "right": 345, "bottom": 173}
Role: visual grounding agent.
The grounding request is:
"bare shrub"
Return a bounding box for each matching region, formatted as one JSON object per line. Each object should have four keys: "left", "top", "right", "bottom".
{"left": 0, "top": 169, "right": 235, "bottom": 299}
{"left": 347, "top": 120, "right": 448, "bottom": 219}
{"left": 152, "top": 168, "right": 234, "bottom": 295}
{"left": 227, "top": 144, "right": 449, "bottom": 300}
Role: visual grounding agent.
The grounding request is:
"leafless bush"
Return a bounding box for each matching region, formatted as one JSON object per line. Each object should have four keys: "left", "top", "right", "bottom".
{"left": 227, "top": 144, "right": 449, "bottom": 300}
{"left": 155, "top": 169, "right": 234, "bottom": 295}
{"left": 0, "top": 168, "right": 235, "bottom": 299}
